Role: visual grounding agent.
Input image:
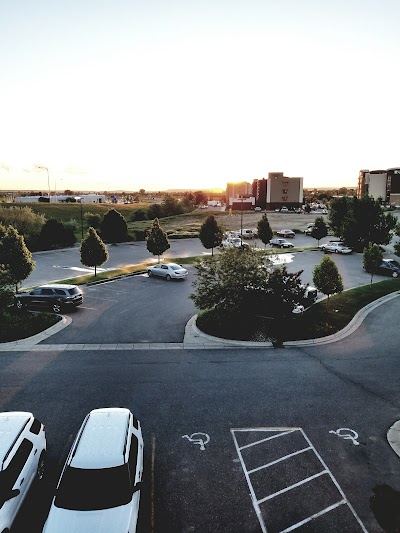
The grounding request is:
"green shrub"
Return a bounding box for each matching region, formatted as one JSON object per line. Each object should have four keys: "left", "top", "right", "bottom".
{"left": 0, "top": 310, "right": 61, "bottom": 342}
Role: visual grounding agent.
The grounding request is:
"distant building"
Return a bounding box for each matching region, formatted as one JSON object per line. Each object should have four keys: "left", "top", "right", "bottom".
{"left": 358, "top": 168, "right": 400, "bottom": 204}
{"left": 248, "top": 173, "right": 303, "bottom": 210}
{"left": 15, "top": 194, "right": 106, "bottom": 204}
{"left": 226, "top": 182, "right": 252, "bottom": 206}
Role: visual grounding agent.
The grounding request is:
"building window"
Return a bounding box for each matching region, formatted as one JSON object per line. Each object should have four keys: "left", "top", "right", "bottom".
{"left": 282, "top": 189, "right": 288, "bottom": 194}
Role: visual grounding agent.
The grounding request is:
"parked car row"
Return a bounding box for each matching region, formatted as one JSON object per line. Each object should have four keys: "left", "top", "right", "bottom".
{"left": 0, "top": 408, "right": 143, "bottom": 533}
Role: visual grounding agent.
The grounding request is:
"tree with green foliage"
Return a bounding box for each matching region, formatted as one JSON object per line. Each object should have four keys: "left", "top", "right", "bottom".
{"left": 99, "top": 209, "right": 128, "bottom": 244}
{"left": 198, "top": 215, "right": 223, "bottom": 256}
{"left": 146, "top": 218, "right": 170, "bottom": 263}
{"left": 0, "top": 206, "right": 45, "bottom": 250}
{"left": 191, "top": 247, "right": 271, "bottom": 315}
{"left": 1, "top": 226, "right": 35, "bottom": 291}
{"left": 147, "top": 203, "right": 163, "bottom": 220}
{"left": 83, "top": 212, "right": 102, "bottom": 229}
{"left": 161, "top": 195, "right": 183, "bottom": 217}
{"left": 129, "top": 209, "right": 148, "bottom": 222}
{"left": 194, "top": 191, "right": 208, "bottom": 206}
{"left": 312, "top": 255, "right": 343, "bottom": 309}
{"left": 310, "top": 216, "right": 328, "bottom": 246}
{"left": 0, "top": 268, "right": 14, "bottom": 311}
{"left": 394, "top": 222, "right": 400, "bottom": 259}
{"left": 257, "top": 213, "right": 273, "bottom": 247}
{"left": 363, "top": 242, "right": 383, "bottom": 286}
{"left": 329, "top": 196, "right": 397, "bottom": 251}
{"left": 80, "top": 227, "right": 109, "bottom": 277}
{"left": 38, "top": 219, "right": 76, "bottom": 249}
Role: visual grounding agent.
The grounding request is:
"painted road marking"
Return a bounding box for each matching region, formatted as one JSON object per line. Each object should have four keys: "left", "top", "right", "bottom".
{"left": 231, "top": 428, "right": 368, "bottom": 533}
{"left": 329, "top": 427, "right": 360, "bottom": 445}
{"left": 182, "top": 432, "right": 210, "bottom": 451}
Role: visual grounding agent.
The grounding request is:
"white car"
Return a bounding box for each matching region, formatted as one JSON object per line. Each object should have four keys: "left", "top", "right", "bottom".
{"left": 0, "top": 412, "right": 46, "bottom": 532}
{"left": 221, "top": 237, "right": 248, "bottom": 248}
{"left": 43, "top": 408, "right": 143, "bottom": 533}
{"left": 147, "top": 263, "right": 188, "bottom": 280}
{"left": 280, "top": 206, "right": 289, "bottom": 213}
{"left": 276, "top": 229, "right": 295, "bottom": 238}
{"left": 321, "top": 242, "right": 352, "bottom": 254}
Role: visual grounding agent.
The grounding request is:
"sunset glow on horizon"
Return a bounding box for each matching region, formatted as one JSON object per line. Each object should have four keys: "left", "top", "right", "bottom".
{"left": 1, "top": 0, "right": 399, "bottom": 192}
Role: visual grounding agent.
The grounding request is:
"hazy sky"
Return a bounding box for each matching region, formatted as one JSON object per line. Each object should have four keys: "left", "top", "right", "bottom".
{"left": 1, "top": 0, "right": 399, "bottom": 192}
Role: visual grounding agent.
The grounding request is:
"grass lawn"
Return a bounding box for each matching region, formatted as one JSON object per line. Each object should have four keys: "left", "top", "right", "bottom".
{"left": 0, "top": 310, "right": 61, "bottom": 343}
{"left": 196, "top": 279, "right": 400, "bottom": 342}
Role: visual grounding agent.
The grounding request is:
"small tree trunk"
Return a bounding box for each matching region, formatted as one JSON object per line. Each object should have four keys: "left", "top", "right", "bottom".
{"left": 95, "top": 265, "right": 97, "bottom": 277}
{"left": 158, "top": 254, "right": 160, "bottom": 264}
{"left": 212, "top": 247, "right": 214, "bottom": 257}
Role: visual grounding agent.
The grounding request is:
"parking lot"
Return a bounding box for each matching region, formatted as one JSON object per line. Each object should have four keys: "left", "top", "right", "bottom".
{"left": 37, "top": 249, "right": 391, "bottom": 346}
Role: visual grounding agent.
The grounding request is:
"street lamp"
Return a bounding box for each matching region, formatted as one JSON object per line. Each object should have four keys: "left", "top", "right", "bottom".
{"left": 240, "top": 196, "right": 244, "bottom": 245}
{"left": 36, "top": 165, "right": 51, "bottom": 199}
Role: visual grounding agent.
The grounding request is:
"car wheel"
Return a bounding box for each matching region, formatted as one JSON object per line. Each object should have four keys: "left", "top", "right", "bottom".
{"left": 335, "top": 249, "right": 338, "bottom": 253}
{"left": 166, "top": 274, "right": 171, "bottom": 281}
{"left": 52, "top": 303, "right": 62, "bottom": 313}
{"left": 15, "top": 299, "right": 24, "bottom": 310}
{"left": 36, "top": 451, "right": 46, "bottom": 481}
{"left": 148, "top": 270, "right": 152, "bottom": 277}
{"left": 393, "top": 272, "right": 398, "bottom": 278}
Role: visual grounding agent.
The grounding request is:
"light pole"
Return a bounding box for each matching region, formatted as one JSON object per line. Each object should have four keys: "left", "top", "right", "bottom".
{"left": 240, "top": 196, "right": 244, "bottom": 245}
{"left": 36, "top": 165, "right": 51, "bottom": 199}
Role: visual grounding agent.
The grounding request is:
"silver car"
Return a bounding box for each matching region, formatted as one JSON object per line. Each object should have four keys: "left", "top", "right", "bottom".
{"left": 321, "top": 242, "right": 352, "bottom": 254}
{"left": 147, "top": 263, "right": 188, "bottom": 280}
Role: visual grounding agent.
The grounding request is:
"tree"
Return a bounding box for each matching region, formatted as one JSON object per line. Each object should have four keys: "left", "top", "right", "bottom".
{"left": 329, "top": 196, "right": 397, "bottom": 251}
{"left": 83, "top": 212, "right": 102, "bottom": 229}
{"left": 0, "top": 206, "right": 45, "bottom": 250}
{"left": 194, "top": 191, "right": 208, "bottom": 206}
{"left": 139, "top": 189, "right": 145, "bottom": 195}
{"left": 146, "top": 218, "right": 170, "bottom": 263}
{"left": 198, "top": 215, "right": 223, "bottom": 256}
{"left": 191, "top": 247, "right": 271, "bottom": 315}
{"left": 312, "top": 255, "right": 343, "bottom": 309}
{"left": 1, "top": 226, "right": 35, "bottom": 291}
{"left": 80, "top": 227, "right": 109, "bottom": 277}
{"left": 363, "top": 243, "right": 383, "bottom": 286}
{"left": 99, "top": 209, "right": 128, "bottom": 244}
{"left": 129, "top": 208, "right": 148, "bottom": 222}
{"left": 394, "top": 222, "right": 400, "bottom": 259}
{"left": 161, "top": 195, "right": 184, "bottom": 217}
{"left": 0, "top": 268, "right": 14, "bottom": 311}
{"left": 38, "top": 219, "right": 76, "bottom": 249}
{"left": 257, "top": 213, "right": 273, "bottom": 248}
{"left": 147, "top": 203, "right": 163, "bottom": 220}
{"left": 310, "top": 216, "right": 328, "bottom": 246}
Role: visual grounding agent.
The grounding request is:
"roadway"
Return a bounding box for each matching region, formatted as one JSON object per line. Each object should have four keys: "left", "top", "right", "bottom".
{"left": 5, "top": 295, "right": 400, "bottom": 532}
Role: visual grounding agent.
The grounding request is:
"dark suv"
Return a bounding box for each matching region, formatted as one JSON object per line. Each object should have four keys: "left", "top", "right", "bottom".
{"left": 15, "top": 284, "right": 83, "bottom": 313}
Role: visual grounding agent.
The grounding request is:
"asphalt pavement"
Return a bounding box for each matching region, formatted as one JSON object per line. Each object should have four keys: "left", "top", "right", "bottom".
{"left": 4, "top": 296, "right": 400, "bottom": 532}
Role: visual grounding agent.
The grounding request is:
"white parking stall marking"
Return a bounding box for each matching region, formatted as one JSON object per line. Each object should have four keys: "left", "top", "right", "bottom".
{"left": 231, "top": 428, "right": 368, "bottom": 533}
{"left": 247, "top": 446, "right": 312, "bottom": 475}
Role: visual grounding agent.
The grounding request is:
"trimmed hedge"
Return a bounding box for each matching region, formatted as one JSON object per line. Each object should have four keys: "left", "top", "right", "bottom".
{"left": 0, "top": 310, "right": 61, "bottom": 343}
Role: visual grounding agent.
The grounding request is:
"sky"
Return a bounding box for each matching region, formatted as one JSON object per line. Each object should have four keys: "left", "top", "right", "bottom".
{"left": 0, "top": 0, "right": 399, "bottom": 192}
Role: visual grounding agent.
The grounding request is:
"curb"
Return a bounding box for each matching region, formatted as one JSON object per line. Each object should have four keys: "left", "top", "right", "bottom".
{"left": 183, "top": 291, "right": 400, "bottom": 348}
{"left": 0, "top": 315, "right": 71, "bottom": 350}
{"left": 387, "top": 421, "right": 400, "bottom": 459}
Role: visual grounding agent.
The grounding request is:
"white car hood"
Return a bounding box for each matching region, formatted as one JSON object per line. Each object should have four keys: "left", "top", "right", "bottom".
{"left": 43, "top": 502, "right": 133, "bottom": 533}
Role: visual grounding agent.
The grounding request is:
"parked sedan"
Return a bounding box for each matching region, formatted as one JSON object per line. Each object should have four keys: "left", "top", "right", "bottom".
{"left": 377, "top": 259, "right": 400, "bottom": 278}
{"left": 321, "top": 242, "right": 352, "bottom": 254}
{"left": 147, "top": 263, "right": 188, "bottom": 280}
{"left": 15, "top": 284, "right": 83, "bottom": 313}
{"left": 269, "top": 238, "right": 295, "bottom": 249}
{"left": 276, "top": 229, "right": 295, "bottom": 238}
{"left": 220, "top": 238, "right": 249, "bottom": 248}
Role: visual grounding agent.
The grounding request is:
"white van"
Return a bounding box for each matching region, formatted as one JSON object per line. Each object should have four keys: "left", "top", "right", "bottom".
{"left": 43, "top": 408, "right": 143, "bottom": 533}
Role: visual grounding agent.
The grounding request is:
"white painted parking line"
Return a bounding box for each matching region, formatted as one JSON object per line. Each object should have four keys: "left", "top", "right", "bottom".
{"left": 238, "top": 429, "right": 296, "bottom": 450}
{"left": 280, "top": 499, "right": 347, "bottom": 533}
{"left": 231, "top": 428, "right": 368, "bottom": 533}
{"left": 247, "top": 446, "right": 312, "bottom": 474}
{"left": 257, "top": 470, "right": 328, "bottom": 504}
